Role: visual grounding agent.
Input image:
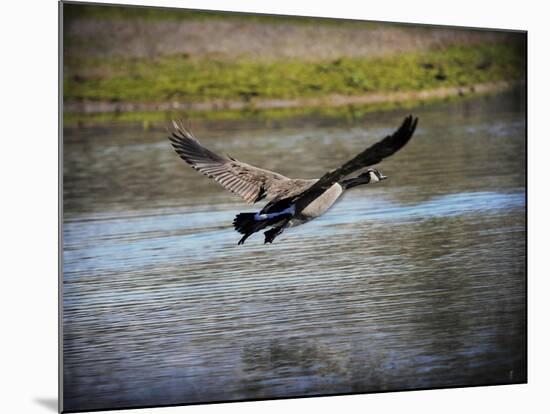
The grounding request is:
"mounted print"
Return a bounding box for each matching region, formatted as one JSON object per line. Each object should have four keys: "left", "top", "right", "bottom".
{"left": 60, "top": 1, "right": 527, "bottom": 412}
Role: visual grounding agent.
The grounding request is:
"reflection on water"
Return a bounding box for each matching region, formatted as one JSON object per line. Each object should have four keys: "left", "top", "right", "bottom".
{"left": 63, "top": 91, "right": 526, "bottom": 411}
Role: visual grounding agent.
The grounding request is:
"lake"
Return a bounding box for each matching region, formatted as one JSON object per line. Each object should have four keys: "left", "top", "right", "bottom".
{"left": 62, "top": 90, "right": 526, "bottom": 411}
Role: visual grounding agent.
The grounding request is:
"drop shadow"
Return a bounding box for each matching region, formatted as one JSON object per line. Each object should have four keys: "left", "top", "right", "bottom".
{"left": 34, "top": 397, "right": 58, "bottom": 412}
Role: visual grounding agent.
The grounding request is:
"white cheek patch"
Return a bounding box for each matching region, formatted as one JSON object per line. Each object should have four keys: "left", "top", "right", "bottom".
{"left": 254, "top": 205, "right": 295, "bottom": 221}
{"left": 369, "top": 172, "right": 380, "bottom": 182}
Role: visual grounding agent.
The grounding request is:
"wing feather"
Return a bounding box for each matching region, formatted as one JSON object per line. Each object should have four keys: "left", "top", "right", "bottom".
{"left": 169, "top": 122, "right": 289, "bottom": 203}
{"left": 262, "top": 115, "right": 418, "bottom": 214}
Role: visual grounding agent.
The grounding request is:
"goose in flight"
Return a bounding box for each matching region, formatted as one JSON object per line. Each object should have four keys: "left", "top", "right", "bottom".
{"left": 169, "top": 115, "right": 418, "bottom": 245}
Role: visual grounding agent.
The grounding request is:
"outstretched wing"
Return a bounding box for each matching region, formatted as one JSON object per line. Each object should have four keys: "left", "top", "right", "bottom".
{"left": 262, "top": 115, "right": 418, "bottom": 214}
{"left": 169, "top": 121, "right": 290, "bottom": 204}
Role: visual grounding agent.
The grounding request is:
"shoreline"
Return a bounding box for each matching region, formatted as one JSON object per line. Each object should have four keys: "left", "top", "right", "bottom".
{"left": 65, "top": 80, "right": 518, "bottom": 115}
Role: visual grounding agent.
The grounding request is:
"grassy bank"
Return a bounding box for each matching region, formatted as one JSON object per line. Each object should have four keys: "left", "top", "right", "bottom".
{"left": 64, "top": 43, "right": 524, "bottom": 122}
{"left": 65, "top": 44, "right": 523, "bottom": 102}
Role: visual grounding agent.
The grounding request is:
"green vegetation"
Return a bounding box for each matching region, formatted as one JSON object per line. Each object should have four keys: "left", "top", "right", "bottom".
{"left": 65, "top": 44, "right": 523, "bottom": 105}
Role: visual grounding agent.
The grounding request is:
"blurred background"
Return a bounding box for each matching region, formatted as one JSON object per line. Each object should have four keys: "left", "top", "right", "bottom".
{"left": 63, "top": 3, "right": 525, "bottom": 125}
{"left": 62, "top": 3, "right": 526, "bottom": 412}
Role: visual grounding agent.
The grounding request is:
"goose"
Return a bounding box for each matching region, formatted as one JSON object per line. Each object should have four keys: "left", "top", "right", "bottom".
{"left": 169, "top": 115, "right": 418, "bottom": 245}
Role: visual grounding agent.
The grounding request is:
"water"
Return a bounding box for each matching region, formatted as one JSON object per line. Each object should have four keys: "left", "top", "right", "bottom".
{"left": 62, "top": 91, "right": 526, "bottom": 411}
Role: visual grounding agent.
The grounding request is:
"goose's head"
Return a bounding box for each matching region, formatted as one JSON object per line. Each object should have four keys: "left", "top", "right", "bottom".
{"left": 367, "top": 168, "right": 387, "bottom": 183}
{"left": 341, "top": 168, "right": 388, "bottom": 189}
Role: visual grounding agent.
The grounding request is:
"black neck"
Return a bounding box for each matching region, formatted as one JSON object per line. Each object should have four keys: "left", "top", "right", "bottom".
{"left": 341, "top": 174, "right": 371, "bottom": 189}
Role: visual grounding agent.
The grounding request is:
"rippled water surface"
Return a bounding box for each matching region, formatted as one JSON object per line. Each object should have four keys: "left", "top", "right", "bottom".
{"left": 63, "top": 92, "right": 526, "bottom": 411}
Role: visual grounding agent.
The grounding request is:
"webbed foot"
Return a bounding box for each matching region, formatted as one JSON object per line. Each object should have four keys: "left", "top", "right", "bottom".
{"left": 264, "top": 226, "right": 285, "bottom": 244}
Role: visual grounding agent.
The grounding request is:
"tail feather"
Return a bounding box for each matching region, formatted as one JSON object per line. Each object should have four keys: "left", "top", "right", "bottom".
{"left": 233, "top": 211, "right": 292, "bottom": 245}
{"left": 233, "top": 213, "right": 262, "bottom": 234}
{"left": 233, "top": 213, "right": 268, "bottom": 245}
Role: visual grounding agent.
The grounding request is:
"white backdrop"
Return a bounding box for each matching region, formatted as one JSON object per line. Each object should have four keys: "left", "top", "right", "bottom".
{"left": 1, "top": 0, "right": 547, "bottom": 413}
